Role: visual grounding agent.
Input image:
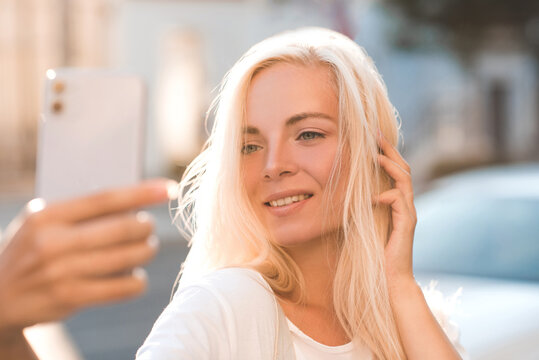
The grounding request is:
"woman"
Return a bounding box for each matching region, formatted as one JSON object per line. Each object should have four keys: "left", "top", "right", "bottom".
{"left": 137, "top": 27, "right": 463, "bottom": 359}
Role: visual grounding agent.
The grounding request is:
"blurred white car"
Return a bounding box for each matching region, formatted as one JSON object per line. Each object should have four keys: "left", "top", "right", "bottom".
{"left": 413, "top": 163, "right": 539, "bottom": 360}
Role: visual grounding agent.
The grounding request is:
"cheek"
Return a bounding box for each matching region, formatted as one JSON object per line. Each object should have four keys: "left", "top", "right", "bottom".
{"left": 241, "top": 160, "right": 268, "bottom": 225}
{"left": 241, "top": 160, "right": 260, "bottom": 198}
{"left": 301, "top": 143, "right": 339, "bottom": 186}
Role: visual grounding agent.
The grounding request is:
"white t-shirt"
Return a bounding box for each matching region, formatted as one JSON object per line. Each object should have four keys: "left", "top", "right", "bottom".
{"left": 136, "top": 267, "right": 372, "bottom": 359}
{"left": 287, "top": 318, "right": 373, "bottom": 360}
{"left": 137, "top": 267, "right": 464, "bottom": 359}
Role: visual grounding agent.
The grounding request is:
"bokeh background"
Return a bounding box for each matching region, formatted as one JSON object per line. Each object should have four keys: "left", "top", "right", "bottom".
{"left": 1, "top": 0, "right": 538, "bottom": 359}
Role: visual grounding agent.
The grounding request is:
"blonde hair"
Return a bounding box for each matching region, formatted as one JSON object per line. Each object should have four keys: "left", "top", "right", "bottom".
{"left": 173, "top": 27, "right": 405, "bottom": 359}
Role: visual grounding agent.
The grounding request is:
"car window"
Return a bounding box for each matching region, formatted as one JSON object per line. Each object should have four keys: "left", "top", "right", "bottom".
{"left": 413, "top": 197, "right": 539, "bottom": 281}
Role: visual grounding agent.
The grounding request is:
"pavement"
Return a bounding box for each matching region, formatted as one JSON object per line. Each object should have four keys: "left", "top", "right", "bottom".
{"left": 0, "top": 197, "right": 190, "bottom": 360}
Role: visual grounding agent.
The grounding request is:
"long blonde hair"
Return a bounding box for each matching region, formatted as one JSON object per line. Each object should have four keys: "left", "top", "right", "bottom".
{"left": 173, "top": 27, "right": 405, "bottom": 359}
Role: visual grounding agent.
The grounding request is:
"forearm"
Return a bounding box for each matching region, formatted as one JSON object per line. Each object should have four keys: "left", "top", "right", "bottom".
{"left": 388, "top": 277, "right": 461, "bottom": 360}
{"left": 0, "top": 329, "right": 38, "bottom": 360}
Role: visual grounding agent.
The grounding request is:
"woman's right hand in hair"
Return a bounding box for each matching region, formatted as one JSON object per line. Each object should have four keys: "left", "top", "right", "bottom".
{"left": 375, "top": 135, "right": 462, "bottom": 359}
{"left": 0, "top": 179, "right": 174, "bottom": 346}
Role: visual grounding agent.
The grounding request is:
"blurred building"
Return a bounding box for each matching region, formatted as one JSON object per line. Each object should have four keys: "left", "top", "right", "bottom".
{"left": 0, "top": 0, "right": 121, "bottom": 195}
{"left": 1, "top": 0, "right": 538, "bottom": 197}
{"left": 0, "top": 0, "right": 357, "bottom": 196}
{"left": 1, "top": 2, "right": 538, "bottom": 358}
{"left": 404, "top": 35, "right": 539, "bottom": 183}
{"left": 371, "top": 0, "right": 539, "bottom": 184}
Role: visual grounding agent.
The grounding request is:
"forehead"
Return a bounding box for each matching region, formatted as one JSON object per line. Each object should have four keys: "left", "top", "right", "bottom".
{"left": 245, "top": 62, "right": 338, "bottom": 128}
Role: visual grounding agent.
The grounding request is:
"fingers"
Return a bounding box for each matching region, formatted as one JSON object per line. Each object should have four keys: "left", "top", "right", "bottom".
{"left": 17, "top": 234, "right": 158, "bottom": 297}
{"left": 18, "top": 211, "right": 155, "bottom": 270}
{"left": 64, "top": 211, "right": 155, "bottom": 252}
{"left": 38, "top": 178, "right": 177, "bottom": 224}
{"left": 74, "top": 270, "right": 149, "bottom": 306}
{"left": 60, "top": 236, "right": 159, "bottom": 279}
{"left": 377, "top": 131, "right": 411, "bottom": 175}
{"left": 377, "top": 132, "right": 418, "bottom": 283}
{"left": 378, "top": 154, "right": 411, "bottom": 186}
{"left": 9, "top": 178, "right": 175, "bottom": 257}
{"left": 40, "top": 271, "right": 149, "bottom": 319}
{"left": 1, "top": 199, "right": 47, "bottom": 244}
{"left": 1, "top": 263, "right": 150, "bottom": 328}
{"left": 0, "top": 180, "right": 172, "bottom": 330}
{"left": 377, "top": 131, "right": 415, "bottom": 215}
{"left": 68, "top": 272, "right": 147, "bottom": 310}
{"left": 375, "top": 188, "right": 415, "bottom": 223}
{"left": 378, "top": 154, "right": 414, "bottom": 204}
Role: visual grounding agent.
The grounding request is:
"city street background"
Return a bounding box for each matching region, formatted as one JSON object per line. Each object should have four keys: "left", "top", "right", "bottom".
{"left": 1, "top": 0, "right": 538, "bottom": 358}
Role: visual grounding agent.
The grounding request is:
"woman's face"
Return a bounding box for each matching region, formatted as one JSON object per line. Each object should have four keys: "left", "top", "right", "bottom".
{"left": 242, "top": 62, "right": 344, "bottom": 248}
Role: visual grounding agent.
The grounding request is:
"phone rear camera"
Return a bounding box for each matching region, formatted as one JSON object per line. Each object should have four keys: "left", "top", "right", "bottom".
{"left": 52, "top": 101, "right": 63, "bottom": 114}
{"left": 53, "top": 81, "right": 65, "bottom": 94}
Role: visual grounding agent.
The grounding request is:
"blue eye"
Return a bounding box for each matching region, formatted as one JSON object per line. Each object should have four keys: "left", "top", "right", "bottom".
{"left": 241, "top": 144, "right": 261, "bottom": 154}
{"left": 298, "top": 131, "right": 324, "bottom": 141}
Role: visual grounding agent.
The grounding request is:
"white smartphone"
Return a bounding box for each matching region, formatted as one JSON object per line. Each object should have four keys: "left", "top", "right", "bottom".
{"left": 36, "top": 68, "right": 145, "bottom": 202}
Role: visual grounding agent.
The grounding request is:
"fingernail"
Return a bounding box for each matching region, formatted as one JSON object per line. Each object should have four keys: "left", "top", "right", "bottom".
{"left": 26, "top": 198, "right": 46, "bottom": 214}
{"left": 166, "top": 180, "right": 179, "bottom": 200}
{"left": 146, "top": 235, "right": 160, "bottom": 250}
{"left": 132, "top": 267, "right": 148, "bottom": 281}
{"left": 145, "top": 178, "right": 178, "bottom": 199}
{"left": 136, "top": 211, "right": 153, "bottom": 224}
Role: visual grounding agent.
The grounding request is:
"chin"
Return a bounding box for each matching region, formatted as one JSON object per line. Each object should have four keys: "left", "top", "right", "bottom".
{"left": 269, "top": 227, "right": 325, "bottom": 248}
{"left": 270, "top": 223, "right": 343, "bottom": 251}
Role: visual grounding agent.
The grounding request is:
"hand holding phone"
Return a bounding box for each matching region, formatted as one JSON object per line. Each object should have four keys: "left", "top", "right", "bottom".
{"left": 0, "top": 69, "right": 172, "bottom": 360}
{"left": 0, "top": 180, "right": 175, "bottom": 360}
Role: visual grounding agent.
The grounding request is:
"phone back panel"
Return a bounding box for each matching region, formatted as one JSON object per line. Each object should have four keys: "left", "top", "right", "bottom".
{"left": 36, "top": 68, "right": 145, "bottom": 202}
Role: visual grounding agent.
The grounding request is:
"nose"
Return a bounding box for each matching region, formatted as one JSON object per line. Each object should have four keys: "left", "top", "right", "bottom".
{"left": 262, "top": 141, "right": 298, "bottom": 180}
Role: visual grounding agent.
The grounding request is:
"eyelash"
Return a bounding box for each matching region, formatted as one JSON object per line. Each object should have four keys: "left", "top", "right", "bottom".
{"left": 241, "top": 144, "right": 261, "bottom": 155}
{"left": 297, "top": 131, "right": 325, "bottom": 141}
{"left": 241, "top": 131, "right": 325, "bottom": 155}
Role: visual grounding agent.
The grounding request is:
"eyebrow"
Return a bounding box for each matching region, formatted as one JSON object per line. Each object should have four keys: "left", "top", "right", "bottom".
{"left": 243, "top": 112, "right": 335, "bottom": 134}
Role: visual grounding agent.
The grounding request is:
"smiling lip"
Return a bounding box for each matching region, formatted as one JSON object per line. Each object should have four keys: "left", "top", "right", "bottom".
{"left": 263, "top": 190, "right": 314, "bottom": 204}
{"left": 263, "top": 190, "right": 313, "bottom": 217}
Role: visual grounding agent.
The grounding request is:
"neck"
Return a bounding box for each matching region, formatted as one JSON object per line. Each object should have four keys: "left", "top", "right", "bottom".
{"left": 282, "top": 233, "right": 340, "bottom": 309}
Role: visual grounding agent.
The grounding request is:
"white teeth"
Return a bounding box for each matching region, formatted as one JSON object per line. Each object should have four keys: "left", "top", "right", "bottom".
{"left": 267, "top": 194, "right": 311, "bottom": 207}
